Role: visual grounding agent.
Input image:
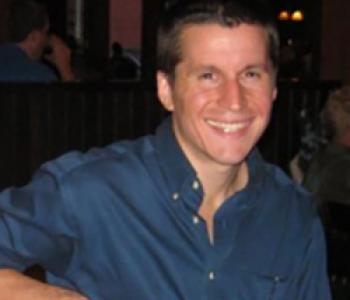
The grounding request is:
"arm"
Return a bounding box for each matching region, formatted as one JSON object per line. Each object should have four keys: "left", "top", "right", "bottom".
{"left": 0, "top": 166, "right": 85, "bottom": 298}
{"left": 296, "top": 218, "right": 332, "bottom": 300}
{"left": 45, "top": 34, "right": 75, "bottom": 82}
{"left": 0, "top": 269, "right": 88, "bottom": 299}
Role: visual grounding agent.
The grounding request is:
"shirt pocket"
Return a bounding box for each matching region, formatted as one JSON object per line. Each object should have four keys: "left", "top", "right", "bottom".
{"left": 262, "top": 274, "right": 288, "bottom": 300}
{"left": 234, "top": 268, "right": 289, "bottom": 300}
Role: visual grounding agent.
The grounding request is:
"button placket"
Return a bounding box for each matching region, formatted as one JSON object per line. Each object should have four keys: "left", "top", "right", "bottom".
{"left": 208, "top": 270, "right": 215, "bottom": 281}
{"left": 192, "top": 215, "right": 200, "bottom": 225}
{"left": 172, "top": 192, "right": 179, "bottom": 201}
{"left": 192, "top": 180, "right": 200, "bottom": 190}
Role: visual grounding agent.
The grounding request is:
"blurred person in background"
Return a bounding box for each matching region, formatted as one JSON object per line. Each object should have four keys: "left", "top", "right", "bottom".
{"left": 0, "top": 0, "right": 75, "bottom": 82}
{"left": 104, "top": 41, "right": 139, "bottom": 80}
{"left": 303, "top": 86, "right": 350, "bottom": 206}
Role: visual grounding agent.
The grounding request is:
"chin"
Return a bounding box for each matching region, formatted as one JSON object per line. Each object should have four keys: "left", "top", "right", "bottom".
{"left": 213, "top": 140, "right": 255, "bottom": 163}
{"left": 212, "top": 149, "right": 251, "bottom": 166}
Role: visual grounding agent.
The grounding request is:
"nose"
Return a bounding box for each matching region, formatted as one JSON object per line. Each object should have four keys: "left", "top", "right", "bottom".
{"left": 218, "top": 79, "right": 244, "bottom": 111}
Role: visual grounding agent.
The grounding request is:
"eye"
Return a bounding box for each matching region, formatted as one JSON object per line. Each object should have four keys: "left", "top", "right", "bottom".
{"left": 244, "top": 70, "right": 261, "bottom": 79}
{"left": 195, "top": 68, "right": 221, "bottom": 87}
{"left": 199, "top": 71, "right": 215, "bottom": 81}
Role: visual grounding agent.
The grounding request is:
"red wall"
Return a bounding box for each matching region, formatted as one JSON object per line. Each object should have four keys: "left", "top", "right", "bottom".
{"left": 109, "top": 0, "right": 142, "bottom": 51}
{"left": 321, "top": 0, "right": 350, "bottom": 83}
{"left": 0, "top": 0, "right": 11, "bottom": 43}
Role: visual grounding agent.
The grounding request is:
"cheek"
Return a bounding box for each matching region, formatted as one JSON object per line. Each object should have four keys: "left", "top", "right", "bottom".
{"left": 243, "top": 83, "right": 275, "bottom": 107}
{"left": 249, "top": 96, "right": 273, "bottom": 117}
{"left": 174, "top": 88, "right": 213, "bottom": 114}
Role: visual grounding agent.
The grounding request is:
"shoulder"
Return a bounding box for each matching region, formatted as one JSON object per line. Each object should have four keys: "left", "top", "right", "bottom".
{"left": 257, "top": 158, "right": 323, "bottom": 240}
{"left": 0, "top": 45, "right": 57, "bottom": 82}
{"left": 39, "top": 135, "right": 155, "bottom": 185}
{"left": 16, "top": 60, "right": 57, "bottom": 82}
{"left": 27, "top": 62, "right": 57, "bottom": 82}
{"left": 34, "top": 136, "right": 158, "bottom": 214}
{"left": 256, "top": 157, "right": 317, "bottom": 226}
{"left": 0, "top": 44, "right": 17, "bottom": 56}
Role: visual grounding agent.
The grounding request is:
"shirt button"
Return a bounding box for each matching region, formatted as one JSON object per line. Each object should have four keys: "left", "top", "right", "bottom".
{"left": 172, "top": 192, "right": 179, "bottom": 201}
{"left": 208, "top": 271, "right": 215, "bottom": 280}
{"left": 192, "top": 180, "right": 200, "bottom": 190}
{"left": 192, "top": 215, "right": 200, "bottom": 225}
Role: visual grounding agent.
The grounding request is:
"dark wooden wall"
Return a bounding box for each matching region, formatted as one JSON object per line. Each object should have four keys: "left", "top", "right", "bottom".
{"left": 0, "top": 82, "right": 166, "bottom": 188}
{"left": 0, "top": 81, "right": 340, "bottom": 189}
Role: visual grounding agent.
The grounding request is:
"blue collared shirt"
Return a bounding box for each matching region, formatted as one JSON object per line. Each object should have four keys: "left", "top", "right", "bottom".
{"left": 0, "top": 44, "right": 57, "bottom": 82}
{"left": 0, "top": 118, "right": 331, "bottom": 299}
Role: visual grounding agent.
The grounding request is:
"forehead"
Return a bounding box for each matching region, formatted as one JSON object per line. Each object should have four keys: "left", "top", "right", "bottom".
{"left": 178, "top": 23, "right": 270, "bottom": 65}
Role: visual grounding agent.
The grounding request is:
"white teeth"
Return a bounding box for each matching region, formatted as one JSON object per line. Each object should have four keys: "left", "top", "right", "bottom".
{"left": 206, "top": 119, "right": 247, "bottom": 133}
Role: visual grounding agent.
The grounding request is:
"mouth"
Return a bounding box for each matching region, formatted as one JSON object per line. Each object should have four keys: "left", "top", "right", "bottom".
{"left": 205, "top": 119, "right": 250, "bottom": 133}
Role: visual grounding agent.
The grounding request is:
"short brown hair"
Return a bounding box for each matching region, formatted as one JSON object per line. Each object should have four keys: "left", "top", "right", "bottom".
{"left": 7, "top": 0, "right": 48, "bottom": 43}
{"left": 157, "top": 0, "right": 279, "bottom": 79}
{"left": 329, "top": 85, "right": 350, "bottom": 115}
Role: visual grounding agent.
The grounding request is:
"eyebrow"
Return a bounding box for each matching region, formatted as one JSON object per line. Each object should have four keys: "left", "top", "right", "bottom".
{"left": 184, "top": 64, "right": 217, "bottom": 75}
{"left": 243, "top": 63, "right": 270, "bottom": 71}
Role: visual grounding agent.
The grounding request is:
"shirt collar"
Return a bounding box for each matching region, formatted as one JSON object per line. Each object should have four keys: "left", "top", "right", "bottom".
{"left": 154, "top": 117, "right": 197, "bottom": 196}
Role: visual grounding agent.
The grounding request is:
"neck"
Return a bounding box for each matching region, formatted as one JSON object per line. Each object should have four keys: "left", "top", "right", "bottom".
{"left": 197, "top": 161, "right": 248, "bottom": 244}
{"left": 17, "top": 42, "right": 38, "bottom": 61}
{"left": 201, "top": 162, "right": 248, "bottom": 207}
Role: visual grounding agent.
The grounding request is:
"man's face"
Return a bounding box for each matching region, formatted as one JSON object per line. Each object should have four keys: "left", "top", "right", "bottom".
{"left": 157, "top": 23, "right": 277, "bottom": 170}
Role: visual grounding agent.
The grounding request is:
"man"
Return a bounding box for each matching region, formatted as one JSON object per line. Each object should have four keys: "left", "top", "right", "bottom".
{"left": 104, "top": 41, "right": 140, "bottom": 80}
{"left": 0, "top": 0, "right": 74, "bottom": 82}
{"left": 0, "top": 1, "right": 331, "bottom": 299}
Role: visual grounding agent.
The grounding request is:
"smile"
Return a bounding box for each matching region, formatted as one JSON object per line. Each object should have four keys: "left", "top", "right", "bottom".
{"left": 205, "top": 119, "right": 249, "bottom": 133}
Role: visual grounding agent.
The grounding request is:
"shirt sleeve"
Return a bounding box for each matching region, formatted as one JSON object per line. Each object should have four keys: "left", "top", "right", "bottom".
{"left": 0, "top": 168, "right": 77, "bottom": 276}
{"left": 296, "top": 217, "right": 332, "bottom": 300}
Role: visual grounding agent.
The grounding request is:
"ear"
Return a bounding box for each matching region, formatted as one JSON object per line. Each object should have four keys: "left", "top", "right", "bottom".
{"left": 27, "top": 30, "right": 40, "bottom": 44}
{"left": 157, "top": 71, "right": 175, "bottom": 112}
{"left": 272, "top": 87, "right": 278, "bottom": 102}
